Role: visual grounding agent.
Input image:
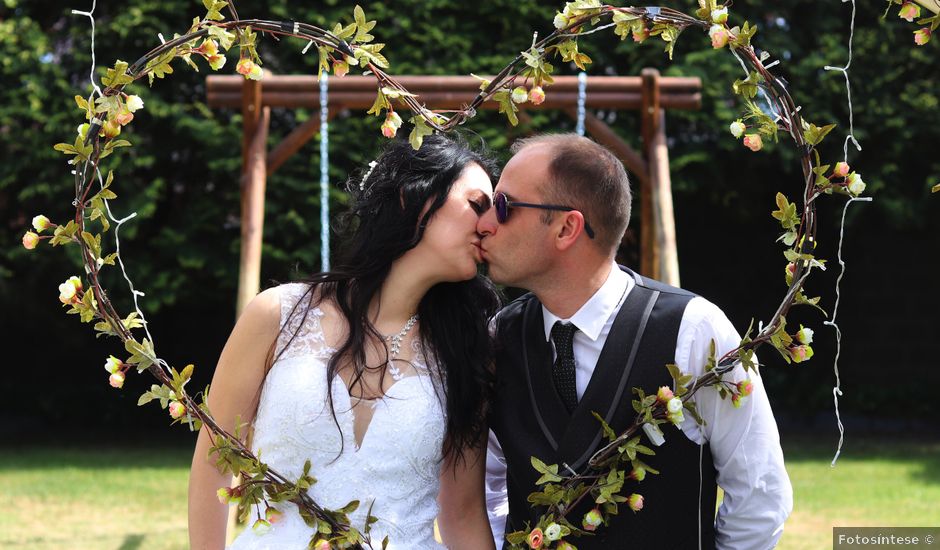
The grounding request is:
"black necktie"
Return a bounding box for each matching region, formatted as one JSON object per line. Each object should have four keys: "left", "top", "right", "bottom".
{"left": 550, "top": 321, "right": 579, "bottom": 413}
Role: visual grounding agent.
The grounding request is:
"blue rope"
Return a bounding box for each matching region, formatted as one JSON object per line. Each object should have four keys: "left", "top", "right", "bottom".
{"left": 576, "top": 72, "right": 587, "bottom": 136}
{"left": 319, "top": 74, "right": 330, "bottom": 271}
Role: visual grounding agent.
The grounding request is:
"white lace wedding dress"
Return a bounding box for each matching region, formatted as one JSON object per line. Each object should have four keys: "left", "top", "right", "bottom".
{"left": 228, "top": 283, "right": 447, "bottom": 549}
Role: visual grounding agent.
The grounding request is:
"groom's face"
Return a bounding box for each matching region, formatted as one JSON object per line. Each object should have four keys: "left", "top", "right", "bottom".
{"left": 476, "top": 145, "right": 556, "bottom": 287}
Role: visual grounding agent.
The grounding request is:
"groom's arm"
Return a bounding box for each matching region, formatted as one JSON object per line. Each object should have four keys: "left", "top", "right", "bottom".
{"left": 676, "top": 297, "right": 793, "bottom": 550}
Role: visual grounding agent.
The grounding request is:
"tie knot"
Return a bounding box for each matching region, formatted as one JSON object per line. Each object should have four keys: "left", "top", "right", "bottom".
{"left": 551, "top": 321, "right": 577, "bottom": 346}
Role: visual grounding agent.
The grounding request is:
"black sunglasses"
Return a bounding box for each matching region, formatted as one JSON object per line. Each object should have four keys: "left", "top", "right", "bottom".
{"left": 493, "top": 191, "right": 595, "bottom": 239}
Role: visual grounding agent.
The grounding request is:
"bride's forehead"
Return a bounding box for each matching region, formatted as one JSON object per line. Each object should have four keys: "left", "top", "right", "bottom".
{"left": 450, "top": 163, "right": 492, "bottom": 195}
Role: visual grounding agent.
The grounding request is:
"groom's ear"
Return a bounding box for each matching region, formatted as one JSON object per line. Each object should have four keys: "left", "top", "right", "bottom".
{"left": 554, "top": 211, "right": 588, "bottom": 251}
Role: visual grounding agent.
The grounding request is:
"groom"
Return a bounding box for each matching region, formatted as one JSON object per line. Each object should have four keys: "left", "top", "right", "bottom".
{"left": 479, "top": 134, "right": 792, "bottom": 549}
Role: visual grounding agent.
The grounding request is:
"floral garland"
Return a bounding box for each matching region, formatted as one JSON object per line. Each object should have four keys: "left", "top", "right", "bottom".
{"left": 20, "top": 0, "right": 877, "bottom": 548}
{"left": 884, "top": 0, "right": 939, "bottom": 46}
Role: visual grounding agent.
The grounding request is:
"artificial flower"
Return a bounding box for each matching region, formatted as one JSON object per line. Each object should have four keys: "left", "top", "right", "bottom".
{"left": 527, "top": 527, "right": 544, "bottom": 549}
{"left": 32, "top": 215, "right": 51, "bottom": 232}
{"left": 833, "top": 162, "right": 850, "bottom": 178}
{"left": 511, "top": 86, "right": 529, "bottom": 104}
{"left": 22, "top": 231, "right": 39, "bottom": 250}
{"left": 582, "top": 508, "right": 603, "bottom": 531}
{"left": 899, "top": 2, "right": 921, "bottom": 22}
{"left": 729, "top": 119, "right": 746, "bottom": 138}
{"left": 743, "top": 134, "right": 763, "bottom": 152}
{"left": 109, "top": 372, "right": 125, "bottom": 388}
{"left": 528, "top": 86, "right": 546, "bottom": 105}
{"left": 628, "top": 493, "right": 644, "bottom": 512}
{"left": 709, "top": 25, "right": 729, "bottom": 49}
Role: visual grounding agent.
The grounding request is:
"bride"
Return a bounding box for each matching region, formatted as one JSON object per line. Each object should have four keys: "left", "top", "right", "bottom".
{"left": 188, "top": 134, "right": 500, "bottom": 549}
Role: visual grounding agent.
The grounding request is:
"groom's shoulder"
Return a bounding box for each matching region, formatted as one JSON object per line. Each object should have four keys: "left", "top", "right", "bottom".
{"left": 493, "top": 292, "right": 538, "bottom": 333}
{"left": 628, "top": 267, "right": 697, "bottom": 299}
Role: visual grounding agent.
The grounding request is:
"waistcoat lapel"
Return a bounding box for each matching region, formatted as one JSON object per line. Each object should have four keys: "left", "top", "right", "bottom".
{"left": 556, "top": 281, "right": 661, "bottom": 470}
{"left": 521, "top": 297, "right": 568, "bottom": 450}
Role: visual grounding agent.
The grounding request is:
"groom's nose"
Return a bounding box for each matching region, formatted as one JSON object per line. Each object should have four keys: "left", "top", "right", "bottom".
{"left": 476, "top": 205, "right": 497, "bottom": 237}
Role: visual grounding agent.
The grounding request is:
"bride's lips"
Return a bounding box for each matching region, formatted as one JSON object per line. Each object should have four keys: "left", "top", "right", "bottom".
{"left": 472, "top": 242, "right": 485, "bottom": 261}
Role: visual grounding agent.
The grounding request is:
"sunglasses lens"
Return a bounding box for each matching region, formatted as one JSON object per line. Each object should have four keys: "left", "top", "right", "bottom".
{"left": 494, "top": 193, "right": 508, "bottom": 223}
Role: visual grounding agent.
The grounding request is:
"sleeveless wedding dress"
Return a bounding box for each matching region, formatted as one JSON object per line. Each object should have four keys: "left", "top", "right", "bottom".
{"left": 228, "top": 283, "right": 447, "bottom": 549}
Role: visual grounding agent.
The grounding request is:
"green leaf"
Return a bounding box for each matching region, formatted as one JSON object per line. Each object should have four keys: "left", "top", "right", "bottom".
{"left": 203, "top": 0, "right": 228, "bottom": 21}
{"left": 353, "top": 5, "right": 377, "bottom": 43}
{"left": 207, "top": 26, "right": 236, "bottom": 50}
{"left": 591, "top": 411, "right": 617, "bottom": 442}
{"left": 803, "top": 122, "right": 837, "bottom": 146}
{"left": 408, "top": 115, "right": 434, "bottom": 150}
{"left": 493, "top": 90, "right": 519, "bottom": 127}
{"left": 366, "top": 89, "right": 389, "bottom": 116}
{"left": 101, "top": 60, "right": 133, "bottom": 87}
{"left": 732, "top": 71, "right": 762, "bottom": 99}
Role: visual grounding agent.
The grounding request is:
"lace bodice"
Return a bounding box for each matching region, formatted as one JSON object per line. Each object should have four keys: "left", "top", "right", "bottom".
{"left": 228, "top": 283, "right": 447, "bottom": 549}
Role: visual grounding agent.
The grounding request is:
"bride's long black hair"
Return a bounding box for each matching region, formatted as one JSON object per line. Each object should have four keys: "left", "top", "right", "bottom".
{"left": 274, "top": 133, "right": 501, "bottom": 463}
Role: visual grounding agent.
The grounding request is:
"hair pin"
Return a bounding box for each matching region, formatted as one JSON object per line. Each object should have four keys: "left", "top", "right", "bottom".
{"left": 359, "top": 160, "right": 378, "bottom": 192}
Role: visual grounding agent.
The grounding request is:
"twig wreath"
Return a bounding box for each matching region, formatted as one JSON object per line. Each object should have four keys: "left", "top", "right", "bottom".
{"left": 20, "top": 0, "right": 886, "bottom": 548}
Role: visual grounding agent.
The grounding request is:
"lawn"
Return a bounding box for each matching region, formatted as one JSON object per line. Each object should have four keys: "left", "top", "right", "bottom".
{"left": 1, "top": 436, "right": 937, "bottom": 549}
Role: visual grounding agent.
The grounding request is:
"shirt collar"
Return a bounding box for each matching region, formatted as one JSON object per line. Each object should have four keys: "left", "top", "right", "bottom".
{"left": 542, "top": 263, "right": 631, "bottom": 342}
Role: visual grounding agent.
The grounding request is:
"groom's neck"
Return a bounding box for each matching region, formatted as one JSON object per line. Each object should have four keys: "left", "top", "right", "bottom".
{"left": 535, "top": 259, "right": 613, "bottom": 319}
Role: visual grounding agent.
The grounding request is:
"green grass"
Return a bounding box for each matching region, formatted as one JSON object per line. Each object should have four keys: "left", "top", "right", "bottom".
{"left": 776, "top": 436, "right": 940, "bottom": 550}
{"left": 1, "top": 437, "right": 938, "bottom": 549}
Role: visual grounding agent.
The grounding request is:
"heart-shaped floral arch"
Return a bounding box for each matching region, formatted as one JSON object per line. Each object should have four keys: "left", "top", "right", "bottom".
{"left": 22, "top": 0, "right": 881, "bottom": 547}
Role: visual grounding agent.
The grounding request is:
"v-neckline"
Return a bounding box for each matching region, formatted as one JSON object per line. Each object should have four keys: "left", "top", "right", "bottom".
{"left": 334, "top": 375, "right": 427, "bottom": 453}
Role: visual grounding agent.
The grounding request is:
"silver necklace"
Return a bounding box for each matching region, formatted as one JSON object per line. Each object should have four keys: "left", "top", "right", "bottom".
{"left": 384, "top": 314, "right": 418, "bottom": 381}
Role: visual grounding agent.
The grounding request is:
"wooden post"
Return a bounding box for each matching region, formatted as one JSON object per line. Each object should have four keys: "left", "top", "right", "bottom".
{"left": 640, "top": 68, "right": 661, "bottom": 280}
{"left": 649, "top": 111, "right": 681, "bottom": 286}
{"left": 236, "top": 106, "right": 270, "bottom": 317}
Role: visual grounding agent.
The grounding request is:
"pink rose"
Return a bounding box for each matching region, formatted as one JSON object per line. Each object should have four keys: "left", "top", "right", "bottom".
{"left": 527, "top": 527, "right": 544, "bottom": 549}
{"left": 312, "top": 540, "right": 331, "bottom": 550}
{"left": 582, "top": 508, "right": 603, "bottom": 531}
{"left": 737, "top": 378, "right": 754, "bottom": 397}
{"left": 742, "top": 134, "right": 763, "bottom": 152}
{"left": 528, "top": 86, "right": 546, "bottom": 105}
{"left": 833, "top": 162, "right": 850, "bottom": 178}
{"left": 914, "top": 27, "right": 932, "bottom": 46}
{"left": 789, "top": 344, "right": 814, "bottom": 363}
{"left": 333, "top": 59, "right": 349, "bottom": 77}
{"left": 109, "top": 371, "right": 125, "bottom": 389}
{"left": 633, "top": 23, "right": 650, "bottom": 43}
{"left": 22, "top": 231, "right": 39, "bottom": 250}
{"left": 556, "top": 543, "right": 577, "bottom": 550}
{"left": 899, "top": 2, "right": 921, "bottom": 22}
{"left": 709, "top": 25, "right": 729, "bottom": 49}
{"left": 265, "top": 507, "right": 284, "bottom": 524}
{"left": 168, "top": 401, "right": 186, "bottom": 419}
{"left": 236, "top": 58, "right": 263, "bottom": 80}
{"left": 731, "top": 394, "right": 744, "bottom": 408}
{"left": 381, "top": 111, "right": 403, "bottom": 138}
{"left": 657, "top": 386, "right": 675, "bottom": 403}
{"left": 628, "top": 493, "right": 644, "bottom": 512}
{"left": 114, "top": 109, "right": 134, "bottom": 126}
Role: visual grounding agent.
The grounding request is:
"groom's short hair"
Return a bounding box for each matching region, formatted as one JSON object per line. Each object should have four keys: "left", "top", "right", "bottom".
{"left": 511, "top": 134, "right": 631, "bottom": 254}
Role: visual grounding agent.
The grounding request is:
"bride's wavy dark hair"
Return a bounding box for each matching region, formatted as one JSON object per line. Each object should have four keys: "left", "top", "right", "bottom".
{"left": 274, "top": 133, "right": 501, "bottom": 463}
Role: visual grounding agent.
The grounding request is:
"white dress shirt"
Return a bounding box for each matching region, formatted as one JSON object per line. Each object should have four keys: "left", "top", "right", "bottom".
{"left": 485, "top": 264, "right": 792, "bottom": 549}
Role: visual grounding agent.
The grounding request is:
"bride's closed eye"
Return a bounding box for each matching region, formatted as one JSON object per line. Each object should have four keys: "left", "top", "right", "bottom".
{"left": 468, "top": 195, "right": 491, "bottom": 215}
